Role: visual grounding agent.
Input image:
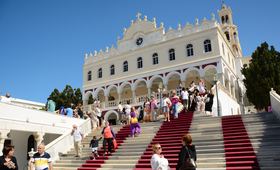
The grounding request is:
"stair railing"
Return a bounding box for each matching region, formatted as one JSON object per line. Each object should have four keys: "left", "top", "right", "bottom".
{"left": 270, "top": 88, "right": 280, "bottom": 120}
{"left": 45, "top": 118, "right": 91, "bottom": 162}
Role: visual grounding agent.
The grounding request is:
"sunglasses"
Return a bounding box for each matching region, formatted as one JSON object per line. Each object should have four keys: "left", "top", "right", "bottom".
{"left": 156, "top": 146, "right": 162, "bottom": 149}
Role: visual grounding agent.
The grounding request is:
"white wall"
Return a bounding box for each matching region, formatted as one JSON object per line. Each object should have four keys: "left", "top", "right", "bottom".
{"left": 0, "top": 102, "right": 86, "bottom": 134}
{"left": 212, "top": 83, "right": 240, "bottom": 116}
{"left": 270, "top": 89, "right": 280, "bottom": 120}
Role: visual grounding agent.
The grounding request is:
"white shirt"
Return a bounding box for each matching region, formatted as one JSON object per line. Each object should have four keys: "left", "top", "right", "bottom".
{"left": 124, "top": 104, "right": 131, "bottom": 115}
{"left": 95, "top": 107, "right": 102, "bottom": 117}
{"left": 72, "top": 128, "right": 82, "bottom": 142}
{"left": 181, "top": 90, "right": 189, "bottom": 100}
{"left": 150, "top": 154, "right": 169, "bottom": 170}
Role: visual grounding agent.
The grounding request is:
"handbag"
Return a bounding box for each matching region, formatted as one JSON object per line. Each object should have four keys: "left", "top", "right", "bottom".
{"left": 113, "top": 139, "right": 118, "bottom": 149}
{"left": 179, "top": 146, "right": 197, "bottom": 170}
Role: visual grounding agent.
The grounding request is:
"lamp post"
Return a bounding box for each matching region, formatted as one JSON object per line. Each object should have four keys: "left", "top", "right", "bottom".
{"left": 214, "top": 75, "right": 221, "bottom": 117}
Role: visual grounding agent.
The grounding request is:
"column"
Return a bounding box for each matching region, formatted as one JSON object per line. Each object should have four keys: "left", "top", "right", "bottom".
{"left": 0, "top": 130, "right": 10, "bottom": 153}
{"left": 105, "top": 95, "right": 108, "bottom": 108}
{"left": 117, "top": 93, "right": 121, "bottom": 104}
{"left": 33, "top": 132, "right": 45, "bottom": 148}
{"left": 181, "top": 81, "right": 186, "bottom": 88}
{"left": 132, "top": 90, "right": 136, "bottom": 104}
{"left": 148, "top": 88, "right": 151, "bottom": 98}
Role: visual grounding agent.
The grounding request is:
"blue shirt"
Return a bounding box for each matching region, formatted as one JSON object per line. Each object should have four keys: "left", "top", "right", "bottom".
{"left": 66, "top": 108, "right": 73, "bottom": 117}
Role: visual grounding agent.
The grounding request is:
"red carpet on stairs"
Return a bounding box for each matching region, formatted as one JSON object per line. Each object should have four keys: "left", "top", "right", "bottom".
{"left": 222, "top": 115, "right": 260, "bottom": 170}
{"left": 77, "top": 125, "right": 131, "bottom": 170}
{"left": 133, "top": 111, "right": 194, "bottom": 170}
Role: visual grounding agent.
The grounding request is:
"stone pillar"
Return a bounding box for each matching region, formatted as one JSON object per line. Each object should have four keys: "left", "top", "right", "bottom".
{"left": 181, "top": 81, "right": 186, "bottom": 88}
{"left": 164, "top": 84, "right": 168, "bottom": 91}
{"left": 105, "top": 95, "right": 108, "bottom": 108}
{"left": 33, "top": 132, "right": 45, "bottom": 148}
{"left": 117, "top": 93, "right": 121, "bottom": 104}
{"left": 0, "top": 130, "right": 10, "bottom": 154}
{"left": 132, "top": 90, "right": 136, "bottom": 104}
{"left": 148, "top": 88, "right": 151, "bottom": 98}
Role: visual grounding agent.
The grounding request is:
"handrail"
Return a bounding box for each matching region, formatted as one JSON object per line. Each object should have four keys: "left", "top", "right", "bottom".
{"left": 45, "top": 118, "right": 91, "bottom": 162}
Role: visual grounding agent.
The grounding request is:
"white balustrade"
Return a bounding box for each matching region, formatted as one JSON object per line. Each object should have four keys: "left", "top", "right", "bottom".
{"left": 270, "top": 88, "right": 280, "bottom": 120}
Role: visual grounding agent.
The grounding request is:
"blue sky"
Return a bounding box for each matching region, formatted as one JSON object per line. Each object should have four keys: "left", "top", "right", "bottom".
{"left": 0, "top": 0, "right": 279, "bottom": 103}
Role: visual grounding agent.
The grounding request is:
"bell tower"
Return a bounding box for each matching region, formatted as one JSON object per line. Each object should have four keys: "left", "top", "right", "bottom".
{"left": 218, "top": 2, "right": 242, "bottom": 57}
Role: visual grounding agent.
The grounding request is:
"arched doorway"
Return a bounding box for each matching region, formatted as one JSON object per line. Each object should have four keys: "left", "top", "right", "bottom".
{"left": 27, "top": 135, "right": 36, "bottom": 160}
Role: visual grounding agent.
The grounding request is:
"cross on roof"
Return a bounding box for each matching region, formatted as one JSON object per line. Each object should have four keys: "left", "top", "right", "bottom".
{"left": 136, "top": 12, "right": 142, "bottom": 20}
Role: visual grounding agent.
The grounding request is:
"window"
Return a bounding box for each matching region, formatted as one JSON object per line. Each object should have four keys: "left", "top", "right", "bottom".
{"left": 225, "top": 31, "right": 230, "bottom": 41}
{"left": 186, "top": 44, "right": 194, "bottom": 56}
{"left": 152, "top": 53, "right": 159, "bottom": 65}
{"left": 123, "top": 61, "right": 128, "bottom": 72}
{"left": 87, "top": 71, "right": 92, "bottom": 81}
{"left": 110, "top": 65, "right": 115, "bottom": 75}
{"left": 204, "top": 39, "right": 212, "bottom": 53}
{"left": 97, "top": 68, "right": 102, "bottom": 78}
{"left": 98, "top": 68, "right": 102, "bottom": 78}
{"left": 137, "top": 57, "right": 143, "bottom": 68}
{"left": 221, "top": 16, "right": 225, "bottom": 24}
{"left": 169, "top": 49, "right": 175, "bottom": 61}
{"left": 225, "top": 15, "right": 229, "bottom": 23}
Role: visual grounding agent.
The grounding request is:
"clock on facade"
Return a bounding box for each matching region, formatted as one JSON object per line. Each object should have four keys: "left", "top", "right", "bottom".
{"left": 136, "top": 37, "right": 143, "bottom": 46}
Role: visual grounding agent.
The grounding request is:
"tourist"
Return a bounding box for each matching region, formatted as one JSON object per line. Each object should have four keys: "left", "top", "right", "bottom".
{"left": 124, "top": 101, "right": 132, "bottom": 125}
{"left": 30, "top": 143, "right": 52, "bottom": 170}
{"left": 89, "top": 136, "right": 102, "bottom": 160}
{"left": 181, "top": 88, "right": 189, "bottom": 111}
{"left": 101, "top": 121, "right": 115, "bottom": 155}
{"left": 205, "top": 90, "right": 214, "bottom": 116}
{"left": 130, "top": 107, "right": 141, "bottom": 137}
{"left": 71, "top": 124, "right": 83, "bottom": 157}
{"left": 95, "top": 105, "right": 102, "bottom": 127}
{"left": 161, "top": 92, "right": 171, "bottom": 122}
{"left": 171, "top": 90, "right": 180, "bottom": 119}
{"left": 150, "top": 95, "right": 158, "bottom": 121}
{"left": 143, "top": 97, "right": 151, "bottom": 122}
{"left": 176, "top": 134, "right": 197, "bottom": 170}
{"left": 46, "top": 98, "right": 56, "bottom": 112}
{"left": 0, "top": 145, "right": 18, "bottom": 170}
{"left": 150, "top": 143, "right": 170, "bottom": 170}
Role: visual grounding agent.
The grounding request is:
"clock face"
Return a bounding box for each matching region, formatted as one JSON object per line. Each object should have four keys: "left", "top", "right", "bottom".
{"left": 136, "top": 37, "right": 143, "bottom": 46}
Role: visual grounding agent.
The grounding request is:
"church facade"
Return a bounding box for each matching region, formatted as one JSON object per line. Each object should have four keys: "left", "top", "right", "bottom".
{"left": 82, "top": 4, "right": 245, "bottom": 118}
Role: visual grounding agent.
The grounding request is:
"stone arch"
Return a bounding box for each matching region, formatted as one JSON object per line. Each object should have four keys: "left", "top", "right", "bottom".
{"left": 134, "top": 79, "right": 148, "bottom": 103}
{"left": 119, "top": 82, "right": 132, "bottom": 93}
{"left": 203, "top": 65, "right": 218, "bottom": 89}
{"left": 133, "top": 78, "right": 147, "bottom": 90}
{"left": 106, "top": 85, "right": 118, "bottom": 96}
{"left": 148, "top": 75, "right": 164, "bottom": 88}
{"left": 103, "top": 110, "right": 119, "bottom": 125}
{"left": 120, "top": 82, "right": 132, "bottom": 104}
{"left": 165, "top": 71, "right": 181, "bottom": 91}
{"left": 184, "top": 68, "right": 201, "bottom": 87}
{"left": 94, "top": 87, "right": 105, "bottom": 98}
{"left": 83, "top": 91, "right": 94, "bottom": 101}
{"left": 27, "top": 135, "right": 36, "bottom": 160}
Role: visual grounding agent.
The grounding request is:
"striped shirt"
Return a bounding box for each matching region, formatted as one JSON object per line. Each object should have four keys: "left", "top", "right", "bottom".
{"left": 31, "top": 152, "right": 51, "bottom": 170}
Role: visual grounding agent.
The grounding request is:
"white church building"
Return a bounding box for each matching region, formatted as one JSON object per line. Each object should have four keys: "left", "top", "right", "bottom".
{"left": 82, "top": 4, "right": 246, "bottom": 121}
{"left": 0, "top": 3, "right": 259, "bottom": 170}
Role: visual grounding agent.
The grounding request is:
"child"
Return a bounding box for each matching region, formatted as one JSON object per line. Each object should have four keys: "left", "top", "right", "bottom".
{"left": 89, "top": 136, "right": 102, "bottom": 159}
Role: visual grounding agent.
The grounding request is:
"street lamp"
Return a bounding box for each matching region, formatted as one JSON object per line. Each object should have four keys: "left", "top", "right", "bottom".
{"left": 214, "top": 75, "right": 221, "bottom": 117}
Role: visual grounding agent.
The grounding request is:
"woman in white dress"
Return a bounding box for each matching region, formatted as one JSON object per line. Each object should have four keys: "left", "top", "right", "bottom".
{"left": 151, "top": 143, "right": 170, "bottom": 170}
